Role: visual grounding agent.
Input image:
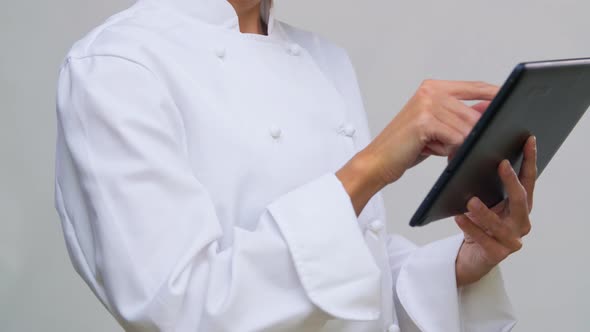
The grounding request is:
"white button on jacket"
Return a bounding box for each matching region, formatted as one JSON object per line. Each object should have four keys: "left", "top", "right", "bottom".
{"left": 269, "top": 125, "right": 282, "bottom": 139}
{"left": 214, "top": 46, "right": 226, "bottom": 59}
{"left": 54, "top": 0, "right": 517, "bottom": 331}
{"left": 341, "top": 123, "right": 356, "bottom": 138}
{"left": 389, "top": 324, "right": 401, "bottom": 332}
{"left": 288, "top": 43, "right": 301, "bottom": 56}
{"left": 369, "top": 219, "right": 385, "bottom": 233}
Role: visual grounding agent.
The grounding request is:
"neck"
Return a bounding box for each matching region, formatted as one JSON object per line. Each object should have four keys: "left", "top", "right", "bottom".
{"left": 228, "top": 2, "right": 266, "bottom": 35}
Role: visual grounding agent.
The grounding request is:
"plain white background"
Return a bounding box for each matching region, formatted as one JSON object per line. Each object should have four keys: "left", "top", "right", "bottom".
{"left": 1, "top": 0, "right": 589, "bottom": 331}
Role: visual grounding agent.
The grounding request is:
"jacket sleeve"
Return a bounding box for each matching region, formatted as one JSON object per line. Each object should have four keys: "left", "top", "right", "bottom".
{"left": 387, "top": 233, "right": 517, "bottom": 332}
{"left": 331, "top": 43, "right": 517, "bottom": 332}
{"left": 54, "top": 55, "right": 382, "bottom": 332}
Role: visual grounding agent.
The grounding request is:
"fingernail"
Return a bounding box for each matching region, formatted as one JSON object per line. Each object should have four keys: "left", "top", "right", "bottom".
{"left": 532, "top": 136, "right": 537, "bottom": 150}
{"left": 501, "top": 159, "right": 511, "bottom": 174}
{"left": 468, "top": 197, "right": 482, "bottom": 211}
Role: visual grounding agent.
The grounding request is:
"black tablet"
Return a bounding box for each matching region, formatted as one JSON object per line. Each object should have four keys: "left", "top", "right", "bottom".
{"left": 410, "top": 57, "right": 590, "bottom": 227}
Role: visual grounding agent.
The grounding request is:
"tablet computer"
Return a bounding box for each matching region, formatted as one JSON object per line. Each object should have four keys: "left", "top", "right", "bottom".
{"left": 410, "top": 57, "right": 590, "bottom": 227}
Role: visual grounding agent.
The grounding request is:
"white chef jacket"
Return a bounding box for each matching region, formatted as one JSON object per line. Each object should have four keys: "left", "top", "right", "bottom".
{"left": 53, "top": 0, "right": 517, "bottom": 331}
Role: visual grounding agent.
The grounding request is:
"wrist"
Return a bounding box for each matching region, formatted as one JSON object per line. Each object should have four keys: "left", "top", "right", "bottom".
{"left": 336, "top": 151, "right": 386, "bottom": 216}
{"left": 455, "top": 240, "right": 495, "bottom": 287}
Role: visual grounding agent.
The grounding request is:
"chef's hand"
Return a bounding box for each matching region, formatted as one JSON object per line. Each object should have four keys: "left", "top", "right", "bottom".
{"left": 336, "top": 79, "right": 498, "bottom": 215}
{"left": 454, "top": 136, "right": 537, "bottom": 286}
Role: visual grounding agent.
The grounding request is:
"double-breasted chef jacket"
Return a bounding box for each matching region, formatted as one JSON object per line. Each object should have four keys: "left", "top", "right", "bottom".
{"left": 54, "top": 0, "right": 517, "bottom": 331}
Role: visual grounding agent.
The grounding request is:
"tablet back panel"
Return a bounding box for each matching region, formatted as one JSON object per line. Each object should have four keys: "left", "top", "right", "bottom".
{"left": 410, "top": 58, "right": 590, "bottom": 227}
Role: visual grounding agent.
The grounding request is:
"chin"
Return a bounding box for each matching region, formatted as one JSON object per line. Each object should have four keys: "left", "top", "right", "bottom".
{"left": 227, "top": 0, "right": 263, "bottom": 11}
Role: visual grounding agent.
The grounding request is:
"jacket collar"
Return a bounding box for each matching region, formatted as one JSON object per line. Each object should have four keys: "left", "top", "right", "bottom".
{"left": 162, "top": 0, "right": 276, "bottom": 35}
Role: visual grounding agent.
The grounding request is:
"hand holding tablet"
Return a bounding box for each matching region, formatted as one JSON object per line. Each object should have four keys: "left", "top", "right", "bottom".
{"left": 338, "top": 58, "right": 589, "bottom": 230}
{"left": 410, "top": 57, "right": 590, "bottom": 227}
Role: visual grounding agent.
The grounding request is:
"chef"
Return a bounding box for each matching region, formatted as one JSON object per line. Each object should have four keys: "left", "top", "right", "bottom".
{"left": 54, "top": 0, "right": 537, "bottom": 331}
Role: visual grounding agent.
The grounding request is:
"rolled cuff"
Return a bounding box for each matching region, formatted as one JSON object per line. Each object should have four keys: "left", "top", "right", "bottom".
{"left": 396, "top": 234, "right": 517, "bottom": 332}
{"left": 267, "top": 172, "right": 382, "bottom": 321}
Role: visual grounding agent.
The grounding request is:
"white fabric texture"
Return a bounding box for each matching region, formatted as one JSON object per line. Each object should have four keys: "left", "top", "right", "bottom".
{"left": 54, "top": 0, "right": 517, "bottom": 331}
